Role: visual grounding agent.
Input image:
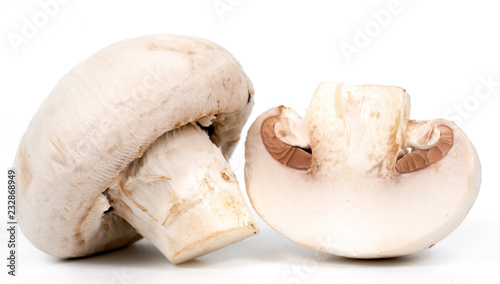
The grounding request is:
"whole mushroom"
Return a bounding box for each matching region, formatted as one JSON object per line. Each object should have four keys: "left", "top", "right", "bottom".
{"left": 14, "top": 34, "right": 258, "bottom": 264}
{"left": 245, "top": 82, "right": 481, "bottom": 258}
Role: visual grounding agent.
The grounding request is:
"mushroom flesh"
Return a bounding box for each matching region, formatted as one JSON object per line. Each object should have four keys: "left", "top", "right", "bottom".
{"left": 245, "top": 82, "right": 481, "bottom": 258}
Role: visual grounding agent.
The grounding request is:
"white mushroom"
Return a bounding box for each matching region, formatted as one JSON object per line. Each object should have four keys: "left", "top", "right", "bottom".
{"left": 13, "top": 34, "right": 258, "bottom": 264}
{"left": 245, "top": 82, "right": 481, "bottom": 258}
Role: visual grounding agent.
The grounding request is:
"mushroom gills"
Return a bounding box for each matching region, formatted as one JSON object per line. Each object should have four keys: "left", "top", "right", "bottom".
{"left": 106, "top": 123, "right": 257, "bottom": 264}
{"left": 396, "top": 121, "right": 454, "bottom": 173}
{"left": 261, "top": 107, "right": 312, "bottom": 170}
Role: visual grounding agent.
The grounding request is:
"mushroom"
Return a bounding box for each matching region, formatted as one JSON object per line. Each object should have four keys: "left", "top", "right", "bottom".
{"left": 13, "top": 34, "right": 258, "bottom": 264}
{"left": 245, "top": 82, "right": 481, "bottom": 258}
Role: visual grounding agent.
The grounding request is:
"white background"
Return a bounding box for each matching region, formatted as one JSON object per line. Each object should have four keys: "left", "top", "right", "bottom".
{"left": 1, "top": 1, "right": 499, "bottom": 283}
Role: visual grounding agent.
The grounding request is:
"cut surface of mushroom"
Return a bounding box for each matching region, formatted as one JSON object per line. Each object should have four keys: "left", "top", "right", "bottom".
{"left": 13, "top": 34, "right": 258, "bottom": 262}
{"left": 245, "top": 82, "right": 481, "bottom": 258}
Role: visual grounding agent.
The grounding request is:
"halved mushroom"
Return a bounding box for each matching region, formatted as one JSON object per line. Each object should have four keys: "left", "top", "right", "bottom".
{"left": 245, "top": 82, "right": 481, "bottom": 258}
{"left": 13, "top": 34, "right": 258, "bottom": 264}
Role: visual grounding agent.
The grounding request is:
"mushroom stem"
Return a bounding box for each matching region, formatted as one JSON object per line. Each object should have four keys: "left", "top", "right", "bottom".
{"left": 107, "top": 123, "right": 257, "bottom": 264}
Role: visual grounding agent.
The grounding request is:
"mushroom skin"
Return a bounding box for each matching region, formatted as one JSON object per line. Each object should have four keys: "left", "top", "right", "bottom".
{"left": 14, "top": 34, "right": 257, "bottom": 262}
{"left": 245, "top": 82, "right": 481, "bottom": 258}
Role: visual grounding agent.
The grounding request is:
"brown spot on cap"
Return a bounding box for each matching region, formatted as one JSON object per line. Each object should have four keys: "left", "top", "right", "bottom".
{"left": 220, "top": 172, "right": 230, "bottom": 181}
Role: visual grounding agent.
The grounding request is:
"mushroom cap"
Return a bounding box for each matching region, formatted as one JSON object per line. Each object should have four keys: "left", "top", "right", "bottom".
{"left": 245, "top": 82, "right": 481, "bottom": 258}
{"left": 14, "top": 34, "right": 254, "bottom": 258}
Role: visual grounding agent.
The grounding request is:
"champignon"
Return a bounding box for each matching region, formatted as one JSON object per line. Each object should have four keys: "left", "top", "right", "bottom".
{"left": 14, "top": 34, "right": 258, "bottom": 264}
{"left": 245, "top": 82, "right": 481, "bottom": 258}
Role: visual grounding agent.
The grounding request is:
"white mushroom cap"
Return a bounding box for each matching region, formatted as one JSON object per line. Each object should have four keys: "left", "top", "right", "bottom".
{"left": 245, "top": 82, "right": 481, "bottom": 258}
{"left": 14, "top": 34, "right": 257, "bottom": 261}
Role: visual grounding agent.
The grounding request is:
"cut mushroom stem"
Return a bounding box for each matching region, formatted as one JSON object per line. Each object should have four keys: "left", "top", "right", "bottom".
{"left": 107, "top": 123, "right": 257, "bottom": 264}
